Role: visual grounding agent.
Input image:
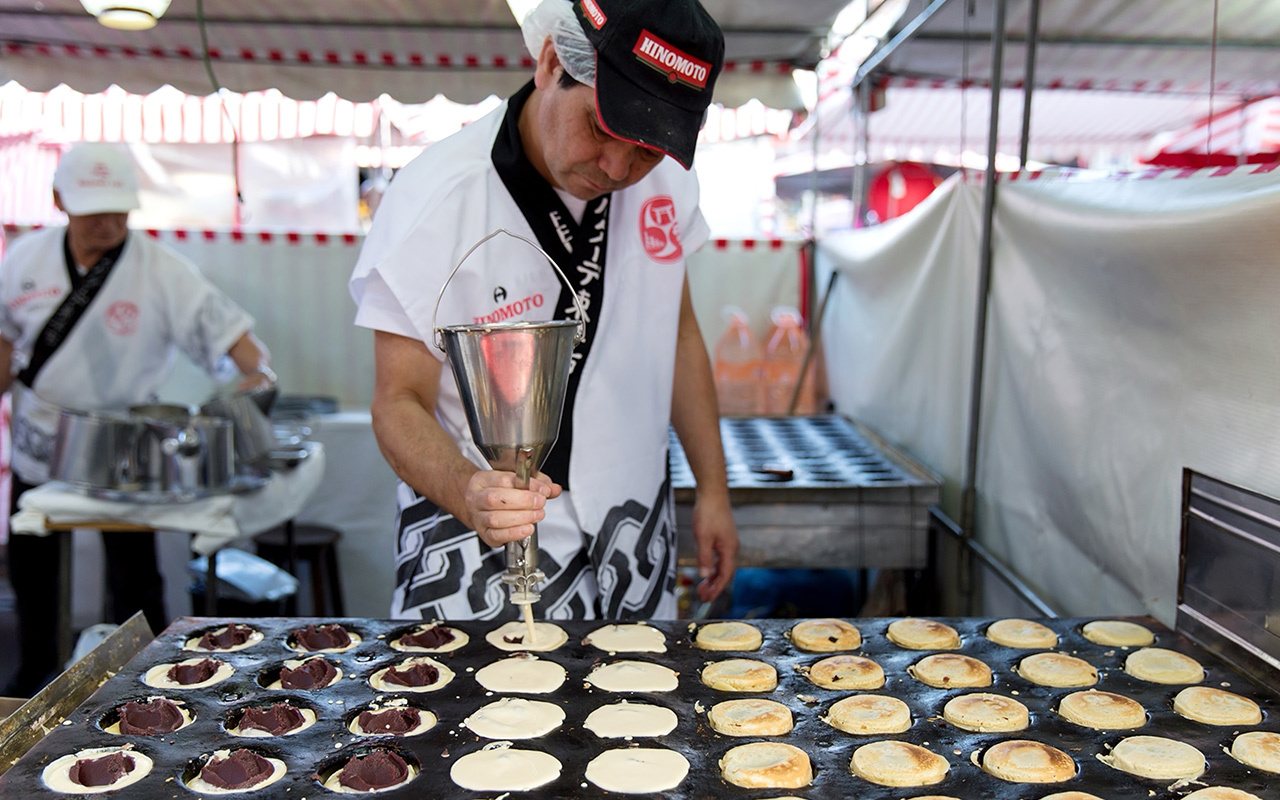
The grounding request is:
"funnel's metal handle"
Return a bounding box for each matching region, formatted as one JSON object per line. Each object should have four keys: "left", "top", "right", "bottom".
{"left": 431, "top": 228, "right": 588, "bottom": 351}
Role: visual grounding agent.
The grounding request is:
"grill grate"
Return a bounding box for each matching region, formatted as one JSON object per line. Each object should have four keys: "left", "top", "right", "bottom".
{"left": 2, "top": 616, "right": 1277, "bottom": 799}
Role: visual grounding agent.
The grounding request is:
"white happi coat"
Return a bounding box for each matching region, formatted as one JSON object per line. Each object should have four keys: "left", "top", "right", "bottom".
{"left": 0, "top": 228, "right": 255, "bottom": 484}
{"left": 350, "top": 99, "right": 709, "bottom": 621}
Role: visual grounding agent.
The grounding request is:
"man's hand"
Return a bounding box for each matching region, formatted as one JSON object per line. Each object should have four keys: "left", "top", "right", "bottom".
{"left": 691, "top": 495, "right": 738, "bottom": 602}
{"left": 465, "top": 469, "right": 563, "bottom": 547}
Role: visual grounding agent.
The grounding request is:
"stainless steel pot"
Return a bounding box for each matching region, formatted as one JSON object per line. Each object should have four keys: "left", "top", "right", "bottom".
{"left": 48, "top": 409, "right": 143, "bottom": 490}
{"left": 132, "top": 412, "right": 235, "bottom": 495}
{"left": 200, "top": 389, "right": 275, "bottom": 466}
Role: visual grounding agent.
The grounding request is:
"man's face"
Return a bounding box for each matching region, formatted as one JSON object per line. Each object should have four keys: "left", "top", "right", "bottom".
{"left": 534, "top": 74, "right": 666, "bottom": 201}
{"left": 65, "top": 211, "right": 129, "bottom": 254}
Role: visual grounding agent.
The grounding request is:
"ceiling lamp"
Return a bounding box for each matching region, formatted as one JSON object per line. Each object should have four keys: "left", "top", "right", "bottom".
{"left": 79, "top": 0, "right": 172, "bottom": 30}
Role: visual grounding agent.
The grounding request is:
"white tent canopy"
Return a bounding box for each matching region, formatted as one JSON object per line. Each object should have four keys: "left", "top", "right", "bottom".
{"left": 0, "top": 0, "right": 854, "bottom": 108}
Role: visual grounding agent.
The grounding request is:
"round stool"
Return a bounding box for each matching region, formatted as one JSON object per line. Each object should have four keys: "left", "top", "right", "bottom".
{"left": 254, "top": 523, "right": 345, "bottom": 616}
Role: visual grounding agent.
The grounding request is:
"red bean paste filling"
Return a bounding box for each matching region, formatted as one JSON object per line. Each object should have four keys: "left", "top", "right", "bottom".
{"left": 168, "top": 658, "right": 219, "bottom": 685}
{"left": 239, "top": 703, "right": 306, "bottom": 735}
{"left": 198, "top": 624, "right": 255, "bottom": 650}
{"left": 70, "top": 752, "right": 135, "bottom": 787}
{"left": 200, "top": 749, "right": 275, "bottom": 790}
{"left": 399, "top": 625, "right": 456, "bottom": 649}
{"left": 357, "top": 707, "right": 422, "bottom": 734}
{"left": 279, "top": 658, "right": 338, "bottom": 690}
{"left": 338, "top": 751, "right": 410, "bottom": 792}
{"left": 293, "top": 624, "right": 351, "bottom": 651}
{"left": 382, "top": 662, "right": 439, "bottom": 687}
{"left": 118, "top": 698, "right": 184, "bottom": 735}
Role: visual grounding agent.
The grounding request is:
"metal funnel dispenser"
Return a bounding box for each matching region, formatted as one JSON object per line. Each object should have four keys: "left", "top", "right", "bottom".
{"left": 432, "top": 230, "right": 585, "bottom": 606}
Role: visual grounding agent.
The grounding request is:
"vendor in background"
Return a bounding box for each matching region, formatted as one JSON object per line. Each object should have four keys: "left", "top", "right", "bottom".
{"left": 0, "top": 143, "right": 275, "bottom": 696}
{"left": 350, "top": 0, "right": 738, "bottom": 621}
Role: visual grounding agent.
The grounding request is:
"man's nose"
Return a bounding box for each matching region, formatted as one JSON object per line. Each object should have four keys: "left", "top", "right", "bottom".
{"left": 598, "top": 140, "right": 644, "bottom": 183}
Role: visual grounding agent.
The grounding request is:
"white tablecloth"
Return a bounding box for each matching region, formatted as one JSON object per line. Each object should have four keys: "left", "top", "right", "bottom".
{"left": 11, "top": 443, "right": 326, "bottom": 555}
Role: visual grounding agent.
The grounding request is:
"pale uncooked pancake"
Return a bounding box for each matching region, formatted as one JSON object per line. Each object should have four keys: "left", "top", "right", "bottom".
{"left": 287, "top": 628, "right": 361, "bottom": 654}
{"left": 42, "top": 746, "right": 155, "bottom": 794}
{"left": 390, "top": 622, "right": 468, "bottom": 653}
{"left": 1124, "top": 647, "right": 1205, "bottom": 684}
{"left": 584, "top": 748, "right": 690, "bottom": 794}
{"left": 1057, "top": 690, "right": 1146, "bottom": 729}
{"left": 346, "top": 700, "right": 437, "bottom": 737}
{"left": 1182, "top": 789, "right": 1263, "bottom": 800}
{"left": 1098, "top": 735, "right": 1205, "bottom": 780}
{"left": 183, "top": 625, "right": 264, "bottom": 653}
{"left": 694, "top": 621, "right": 764, "bottom": 651}
{"left": 143, "top": 658, "right": 234, "bottom": 690}
{"left": 802, "top": 654, "right": 885, "bottom": 690}
{"left": 449, "top": 742, "right": 561, "bottom": 791}
{"left": 908, "top": 654, "right": 993, "bottom": 688}
{"left": 266, "top": 657, "right": 343, "bottom": 690}
{"left": 586, "top": 660, "right": 679, "bottom": 693}
{"left": 368, "top": 655, "right": 455, "bottom": 693}
{"left": 942, "top": 693, "right": 1028, "bottom": 732}
{"left": 986, "top": 619, "right": 1058, "bottom": 649}
{"left": 1173, "top": 686, "right": 1261, "bottom": 725}
{"left": 186, "top": 750, "right": 288, "bottom": 794}
{"left": 1016, "top": 653, "right": 1098, "bottom": 688}
{"left": 1081, "top": 619, "right": 1154, "bottom": 647}
{"left": 886, "top": 618, "right": 961, "bottom": 650}
{"left": 982, "top": 740, "right": 1076, "bottom": 783}
{"left": 823, "top": 694, "right": 912, "bottom": 735}
{"left": 708, "top": 698, "right": 794, "bottom": 736}
{"left": 850, "top": 741, "right": 949, "bottom": 787}
{"left": 789, "top": 618, "right": 861, "bottom": 652}
{"left": 227, "top": 706, "right": 319, "bottom": 737}
{"left": 720, "top": 742, "right": 813, "bottom": 789}
{"left": 463, "top": 697, "right": 565, "bottom": 739}
{"left": 701, "top": 659, "right": 778, "bottom": 692}
{"left": 323, "top": 755, "right": 418, "bottom": 794}
{"left": 102, "top": 697, "right": 195, "bottom": 735}
{"left": 584, "top": 701, "right": 678, "bottom": 738}
{"left": 485, "top": 621, "right": 568, "bottom": 652}
{"left": 1039, "top": 793, "right": 1106, "bottom": 800}
{"left": 585, "top": 623, "right": 666, "bottom": 653}
{"left": 474, "top": 654, "right": 567, "bottom": 694}
{"left": 1230, "top": 731, "right": 1280, "bottom": 773}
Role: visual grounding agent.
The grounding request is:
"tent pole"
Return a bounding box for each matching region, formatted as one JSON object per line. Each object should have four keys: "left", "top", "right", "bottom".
{"left": 1019, "top": 0, "right": 1041, "bottom": 168}
{"left": 959, "top": 0, "right": 1009, "bottom": 571}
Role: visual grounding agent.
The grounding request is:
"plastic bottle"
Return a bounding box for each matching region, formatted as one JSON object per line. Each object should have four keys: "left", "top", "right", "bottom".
{"left": 762, "top": 306, "right": 817, "bottom": 415}
{"left": 712, "top": 307, "right": 764, "bottom": 416}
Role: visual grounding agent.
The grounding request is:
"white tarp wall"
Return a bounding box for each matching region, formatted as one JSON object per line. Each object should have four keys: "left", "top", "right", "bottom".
{"left": 820, "top": 166, "right": 1280, "bottom": 624}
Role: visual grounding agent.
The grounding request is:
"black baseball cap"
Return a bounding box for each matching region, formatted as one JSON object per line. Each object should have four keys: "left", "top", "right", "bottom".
{"left": 575, "top": 0, "right": 724, "bottom": 169}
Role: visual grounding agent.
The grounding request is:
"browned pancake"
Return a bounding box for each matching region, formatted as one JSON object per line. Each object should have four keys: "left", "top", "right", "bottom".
{"left": 908, "top": 654, "right": 992, "bottom": 689}
{"left": 1057, "top": 690, "right": 1146, "bottom": 730}
{"left": 982, "top": 740, "right": 1076, "bottom": 783}
{"left": 719, "top": 742, "right": 812, "bottom": 789}
{"left": 1016, "top": 653, "right": 1097, "bottom": 688}
{"left": 850, "top": 741, "right": 949, "bottom": 787}
{"left": 985, "top": 618, "right": 1057, "bottom": 649}
{"left": 802, "top": 654, "right": 885, "bottom": 690}
{"left": 943, "top": 693, "right": 1029, "bottom": 732}
{"left": 789, "top": 619, "right": 861, "bottom": 652}
{"left": 886, "top": 618, "right": 961, "bottom": 650}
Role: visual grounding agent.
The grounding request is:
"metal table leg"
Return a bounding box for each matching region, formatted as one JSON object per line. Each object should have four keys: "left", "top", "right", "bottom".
{"left": 55, "top": 530, "right": 72, "bottom": 670}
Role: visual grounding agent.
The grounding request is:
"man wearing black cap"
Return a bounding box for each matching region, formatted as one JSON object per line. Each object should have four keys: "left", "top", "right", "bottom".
{"left": 351, "top": 0, "right": 737, "bottom": 621}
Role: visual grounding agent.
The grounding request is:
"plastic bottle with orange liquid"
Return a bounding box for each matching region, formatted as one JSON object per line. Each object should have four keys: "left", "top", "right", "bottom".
{"left": 712, "top": 307, "right": 764, "bottom": 416}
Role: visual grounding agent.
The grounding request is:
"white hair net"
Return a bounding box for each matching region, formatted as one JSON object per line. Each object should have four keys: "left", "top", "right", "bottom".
{"left": 521, "top": 0, "right": 596, "bottom": 86}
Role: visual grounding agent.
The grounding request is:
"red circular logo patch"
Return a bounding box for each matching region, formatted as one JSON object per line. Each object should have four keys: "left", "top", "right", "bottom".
{"left": 105, "top": 301, "right": 139, "bottom": 336}
{"left": 640, "top": 195, "right": 683, "bottom": 263}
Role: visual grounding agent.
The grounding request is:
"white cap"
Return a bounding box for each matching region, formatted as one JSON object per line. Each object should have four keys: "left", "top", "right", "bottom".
{"left": 52, "top": 143, "right": 140, "bottom": 215}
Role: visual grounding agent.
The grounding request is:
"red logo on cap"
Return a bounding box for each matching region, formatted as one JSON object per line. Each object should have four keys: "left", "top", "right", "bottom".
{"left": 105, "top": 301, "right": 139, "bottom": 336}
{"left": 640, "top": 196, "right": 683, "bottom": 263}
{"left": 581, "top": 0, "right": 606, "bottom": 29}
{"left": 633, "top": 30, "right": 711, "bottom": 90}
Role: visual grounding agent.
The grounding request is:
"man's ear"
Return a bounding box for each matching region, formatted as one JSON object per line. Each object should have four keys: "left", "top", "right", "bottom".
{"left": 52, "top": 189, "right": 65, "bottom": 213}
{"left": 533, "top": 36, "right": 562, "bottom": 91}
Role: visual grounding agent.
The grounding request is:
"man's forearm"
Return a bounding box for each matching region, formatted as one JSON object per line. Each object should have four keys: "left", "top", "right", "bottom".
{"left": 371, "top": 391, "right": 481, "bottom": 530}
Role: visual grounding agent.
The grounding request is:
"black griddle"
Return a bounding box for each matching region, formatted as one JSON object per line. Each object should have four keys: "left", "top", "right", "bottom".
{"left": 2, "top": 616, "right": 1278, "bottom": 799}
